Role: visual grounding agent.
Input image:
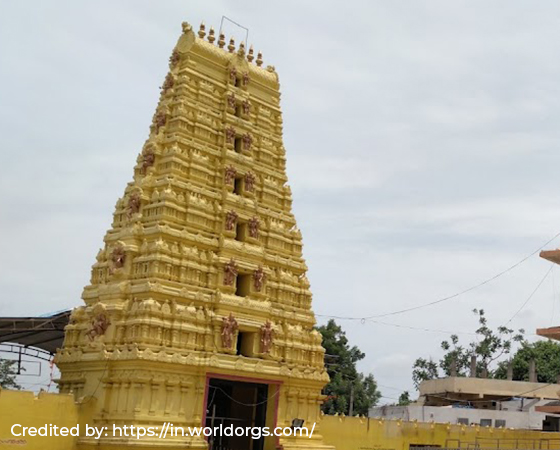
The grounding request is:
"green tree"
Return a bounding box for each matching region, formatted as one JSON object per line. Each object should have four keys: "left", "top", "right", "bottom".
{"left": 0, "top": 359, "right": 21, "bottom": 390}
{"left": 398, "top": 391, "right": 411, "bottom": 406}
{"left": 317, "top": 320, "right": 381, "bottom": 416}
{"left": 412, "top": 357, "right": 439, "bottom": 388}
{"left": 412, "top": 309, "right": 524, "bottom": 388}
{"left": 495, "top": 340, "right": 560, "bottom": 383}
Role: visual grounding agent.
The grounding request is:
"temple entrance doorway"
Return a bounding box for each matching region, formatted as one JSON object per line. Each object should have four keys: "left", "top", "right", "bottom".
{"left": 205, "top": 377, "right": 277, "bottom": 450}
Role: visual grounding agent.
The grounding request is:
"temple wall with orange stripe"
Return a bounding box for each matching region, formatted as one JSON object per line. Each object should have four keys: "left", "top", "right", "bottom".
{"left": 2, "top": 389, "right": 560, "bottom": 450}
{"left": 321, "top": 414, "right": 560, "bottom": 450}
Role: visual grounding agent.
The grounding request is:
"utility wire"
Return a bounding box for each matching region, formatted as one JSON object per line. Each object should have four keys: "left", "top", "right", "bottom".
{"left": 377, "top": 383, "right": 409, "bottom": 392}
{"left": 208, "top": 385, "right": 279, "bottom": 408}
{"left": 370, "top": 265, "right": 554, "bottom": 335}
{"left": 317, "top": 231, "right": 560, "bottom": 321}
{"left": 503, "top": 265, "right": 554, "bottom": 327}
{"left": 369, "top": 319, "right": 476, "bottom": 336}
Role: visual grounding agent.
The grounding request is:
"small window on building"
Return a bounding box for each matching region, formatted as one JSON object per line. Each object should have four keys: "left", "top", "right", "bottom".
{"left": 457, "top": 418, "right": 469, "bottom": 425}
{"left": 236, "top": 274, "right": 251, "bottom": 297}
{"left": 495, "top": 419, "right": 506, "bottom": 428}
{"left": 235, "top": 222, "right": 247, "bottom": 242}
{"left": 236, "top": 332, "right": 244, "bottom": 355}
{"left": 233, "top": 176, "right": 243, "bottom": 195}
{"left": 543, "top": 416, "right": 560, "bottom": 432}
{"left": 234, "top": 137, "right": 243, "bottom": 153}
{"left": 480, "top": 419, "right": 492, "bottom": 427}
{"left": 236, "top": 332, "right": 256, "bottom": 357}
{"left": 235, "top": 104, "right": 243, "bottom": 117}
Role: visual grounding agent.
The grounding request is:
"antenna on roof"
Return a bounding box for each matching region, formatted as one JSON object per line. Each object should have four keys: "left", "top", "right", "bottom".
{"left": 219, "top": 16, "right": 249, "bottom": 47}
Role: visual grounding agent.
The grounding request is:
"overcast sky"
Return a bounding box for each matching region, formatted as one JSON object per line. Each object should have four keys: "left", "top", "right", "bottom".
{"left": 3, "top": 1, "right": 560, "bottom": 398}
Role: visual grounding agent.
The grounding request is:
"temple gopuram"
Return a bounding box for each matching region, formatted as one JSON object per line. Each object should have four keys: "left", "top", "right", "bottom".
{"left": 6, "top": 16, "right": 560, "bottom": 450}
{"left": 54, "top": 20, "right": 333, "bottom": 450}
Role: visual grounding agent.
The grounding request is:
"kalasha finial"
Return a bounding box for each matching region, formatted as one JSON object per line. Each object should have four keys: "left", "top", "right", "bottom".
{"left": 198, "top": 22, "right": 206, "bottom": 39}
{"left": 208, "top": 27, "right": 216, "bottom": 44}
{"left": 237, "top": 42, "right": 246, "bottom": 57}
{"left": 218, "top": 33, "right": 226, "bottom": 48}
{"left": 228, "top": 37, "right": 235, "bottom": 53}
{"left": 247, "top": 45, "right": 254, "bottom": 63}
{"left": 256, "top": 51, "right": 263, "bottom": 67}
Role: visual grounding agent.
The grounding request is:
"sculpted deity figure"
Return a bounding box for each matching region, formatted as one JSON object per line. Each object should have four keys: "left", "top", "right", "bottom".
{"left": 224, "top": 165, "right": 237, "bottom": 185}
{"left": 253, "top": 266, "right": 266, "bottom": 292}
{"left": 223, "top": 259, "right": 238, "bottom": 286}
{"left": 229, "top": 67, "right": 237, "bottom": 83}
{"left": 169, "top": 49, "right": 180, "bottom": 67}
{"left": 161, "top": 73, "right": 175, "bottom": 94}
{"left": 242, "top": 71, "right": 250, "bottom": 87}
{"left": 225, "top": 126, "right": 236, "bottom": 144}
{"left": 221, "top": 313, "right": 238, "bottom": 349}
{"left": 242, "top": 100, "right": 251, "bottom": 116}
{"left": 127, "top": 192, "right": 141, "bottom": 218}
{"left": 109, "top": 244, "right": 126, "bottom": 274}
{"left": 227, "top": 94, "right": 236, "bottom": 110}
{"left": 260, "top": 320, "right": 274, "bottom": 354}
{"left": 248, "top": 217, "right": 259, "bottom": 238}
{"left": 242, "top": 133, "right": 253, "bottom": 151}
{"left": 244, "top": 172, "right": 256, "bottom": 192}
{"left": 87, "top": 309, "right": 111, "bottom": 341}
{"left": 141, "top": 147, "right": 155, "bottom": 174}
{"left": 154, "top": 111, "right": 167, "bottom": 133}
{"left": 225, "top": 210, "right": 238, "bottom": 231}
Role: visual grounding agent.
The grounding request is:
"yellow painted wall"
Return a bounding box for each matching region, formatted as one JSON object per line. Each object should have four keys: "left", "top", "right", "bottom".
{"left": 321, "top": 414, "right": 560, "bottom": 450}
{"left": 0, "top": 389, "right": 79, "bottom": 450}
{"left": 3, "top": 389, "right": 560, "bottom": 450}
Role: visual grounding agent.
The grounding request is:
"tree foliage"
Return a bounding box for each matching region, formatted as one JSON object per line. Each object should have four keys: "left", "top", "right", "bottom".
{"left": 398, "top": 391, "right": 411, "bottom": 406}
{"left": 317, "top": 319, "right": 381, "bottom": 416}
{"left": 0, "top": 359, "right": 21, "bottom": 390}
{"left": 412, "top": 309, "right": 524, "bottom": 388}
{"left": 495, "top": 340, "right": 560, "bottom": 383}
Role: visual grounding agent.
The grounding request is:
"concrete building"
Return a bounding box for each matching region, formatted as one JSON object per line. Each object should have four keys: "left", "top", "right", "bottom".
{"left": 371, "top": 377, "right": 560, "bottom": 431}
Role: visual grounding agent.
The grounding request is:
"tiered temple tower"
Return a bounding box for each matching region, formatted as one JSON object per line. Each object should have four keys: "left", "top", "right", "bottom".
{"left": 56, "top": 21, "right": 333, "bottom": 450}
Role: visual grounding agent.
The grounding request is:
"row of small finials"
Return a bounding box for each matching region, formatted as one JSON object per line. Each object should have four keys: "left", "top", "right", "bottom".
{"left": 197, "top": 22, "right": 264, "bottom": 67}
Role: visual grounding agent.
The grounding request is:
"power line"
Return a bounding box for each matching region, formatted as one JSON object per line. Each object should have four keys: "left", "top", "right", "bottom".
{"left": 368, "top": 319, "right": 476, "bottom": 336}
{"left": 208, "top": 385, "right": 278, "bottom": 407}
{"left": 317, "top": 231, "right": 560, "bottom": 322}
{"left": 377, "top": 383, "right": 409, "bottom": 392}
{"left": 503, "top": 265, "right": 554, "bottom": 327}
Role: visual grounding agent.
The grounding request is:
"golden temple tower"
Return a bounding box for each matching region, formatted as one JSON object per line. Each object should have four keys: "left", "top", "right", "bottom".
{"left": 56, "top": 21, "right": 333, "bottom": 450}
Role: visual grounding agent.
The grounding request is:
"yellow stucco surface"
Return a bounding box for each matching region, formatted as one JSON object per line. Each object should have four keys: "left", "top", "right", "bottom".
{"left": 0, "top": 389, "right": 79, "bottom": 450}
{"left": 3, "top": 389, "right": 560, "bottom": 450}
{"left": 321, "top": 415, "right": 560, "bottom": 450}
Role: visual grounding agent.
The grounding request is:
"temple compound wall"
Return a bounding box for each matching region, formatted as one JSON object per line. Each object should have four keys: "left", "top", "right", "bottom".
{"left": 2, "top": 390, "right": 560, "bottom": 450}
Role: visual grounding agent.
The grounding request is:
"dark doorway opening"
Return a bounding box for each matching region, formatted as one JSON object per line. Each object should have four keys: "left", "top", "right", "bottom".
{"left": 543, "top": 415, "right": 560, "bottom": 431}
{"left": 235, "top": 274, "right": 251, "bottom": 297}
{"left": 206, "top": 378, "right": 269, "bottom": 450}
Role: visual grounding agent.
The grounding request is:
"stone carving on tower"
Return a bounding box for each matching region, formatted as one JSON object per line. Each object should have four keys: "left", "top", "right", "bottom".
{"left": 86, "top": 303, "right": 111, "bottom": 341}
{"left": 56, "top": 19, "right": 332, "bottom": 450}
{"left": 260, "top": 320, "right": 274, "bottom": 354}
{"left": 221, "top": 313, "right": 238, "bottom": 350}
